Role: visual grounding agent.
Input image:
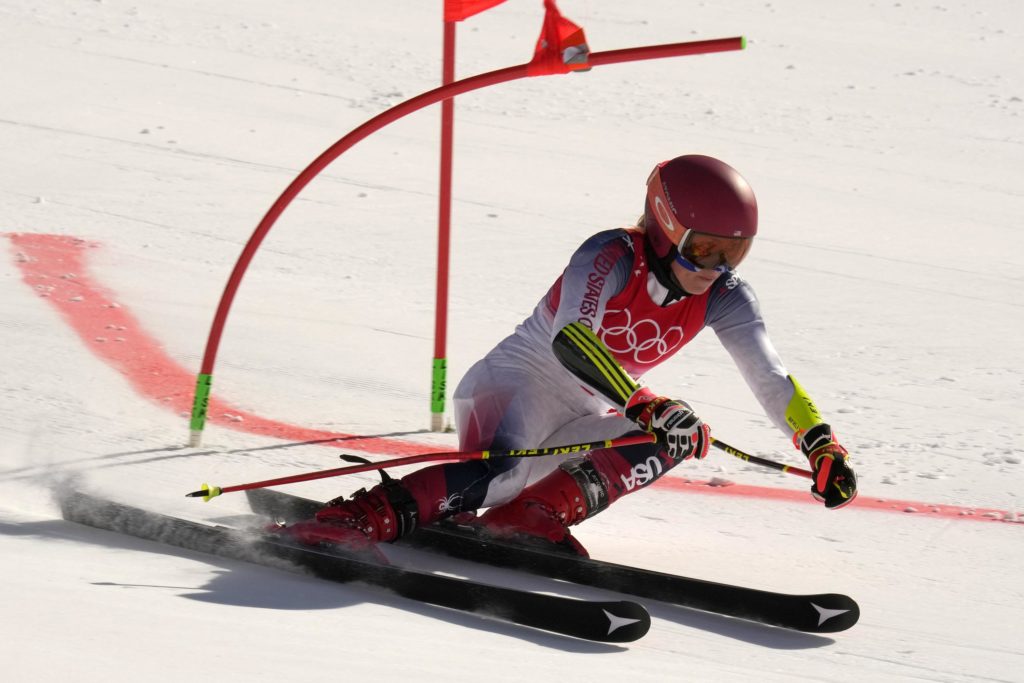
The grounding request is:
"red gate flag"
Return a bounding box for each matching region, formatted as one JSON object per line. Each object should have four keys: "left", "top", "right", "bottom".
{"left": 527, "top": 0, "right": 590, "bottom": 76}
{"left": 444, "top": 0, "right": 507, "bottom": 22}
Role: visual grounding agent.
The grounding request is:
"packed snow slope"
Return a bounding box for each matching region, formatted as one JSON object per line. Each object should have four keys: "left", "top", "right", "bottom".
{"left": 1, "top": 1, "right": 1021, "bottom": 681}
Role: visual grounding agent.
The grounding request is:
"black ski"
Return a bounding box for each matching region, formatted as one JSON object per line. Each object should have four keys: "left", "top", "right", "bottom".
{"left": 59, "top": 491, "right": 649, "bottom": 643}
{"left": 246, "top": 488, "right": 859, "bottom": 634}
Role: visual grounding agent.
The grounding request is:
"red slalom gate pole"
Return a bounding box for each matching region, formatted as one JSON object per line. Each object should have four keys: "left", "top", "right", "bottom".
{"left": 431, "top": 18, "right": 457, "bottom": 433}
{"left": 186, "top": 433, "right": 658, "bottom": 501}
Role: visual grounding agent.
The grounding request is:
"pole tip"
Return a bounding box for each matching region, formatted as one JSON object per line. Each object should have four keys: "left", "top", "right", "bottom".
{"left": 740, "top": 35, "right": 748, "bottom": 50}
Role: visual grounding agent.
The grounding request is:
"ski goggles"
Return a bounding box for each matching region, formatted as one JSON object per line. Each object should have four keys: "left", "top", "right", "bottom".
{"left": 674, "top": 230, "right": 753, "bottom": 273}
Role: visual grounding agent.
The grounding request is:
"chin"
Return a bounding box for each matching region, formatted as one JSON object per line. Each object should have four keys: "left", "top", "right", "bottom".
{"left": 669, "top": 262, "right": 720, "bottom": 296}
{"left": 684, "top": 276, "right": 716, "bottom": 295}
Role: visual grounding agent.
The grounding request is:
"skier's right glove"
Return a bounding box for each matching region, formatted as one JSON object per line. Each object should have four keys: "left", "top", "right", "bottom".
{"left": 796, "top": 423, "right": 858, "bottom": 509}
{"left": 626, "top": 388, "right": 710, "bottom": 462}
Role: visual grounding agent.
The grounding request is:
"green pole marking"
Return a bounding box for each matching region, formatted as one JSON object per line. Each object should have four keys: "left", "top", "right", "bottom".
{"left": 189, "top": 373, "right": 213, "bottom": 433}
{"left": 741, "top": 35, "right": 747, "bottom": 50}
{"left": 430, "top": 357, "right": 447, "bottom": 414}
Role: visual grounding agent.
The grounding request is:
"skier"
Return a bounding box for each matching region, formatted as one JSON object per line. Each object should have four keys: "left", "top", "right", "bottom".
{"left": 287, "top": 154, "right": 858, "bottom": 555}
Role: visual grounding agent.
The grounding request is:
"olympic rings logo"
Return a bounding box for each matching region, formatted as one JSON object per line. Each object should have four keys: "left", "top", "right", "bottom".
{"left": 600, "top": 309, "right": 685, "bottom": 365}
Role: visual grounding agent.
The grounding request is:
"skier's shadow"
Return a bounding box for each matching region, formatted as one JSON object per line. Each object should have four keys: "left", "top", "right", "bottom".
{"left": 4, "top": 517, "right": 626, "bottom": 654}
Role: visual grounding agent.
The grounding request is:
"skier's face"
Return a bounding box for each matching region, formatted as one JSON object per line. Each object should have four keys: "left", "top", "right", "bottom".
{"left": 669, "top": 260, "right": 720, "bottom": 295}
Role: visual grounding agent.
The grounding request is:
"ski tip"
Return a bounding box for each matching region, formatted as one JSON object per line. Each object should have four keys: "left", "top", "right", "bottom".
{"left": 599, "top": 601, "right": 651, "bottom": 643}
{"left": 185, "top": 483, "right": 222, "bottom": 502}
{"left": 806, "top": 595, "right": 860, "bottom": 633}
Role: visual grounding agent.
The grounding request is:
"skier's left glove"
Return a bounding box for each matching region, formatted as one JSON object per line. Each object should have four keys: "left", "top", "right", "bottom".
{"left": 626, "top": 388, "right": 711, "bottom": 462}
{"left": 796, "top": 423, "right": 857, "bottom": 509}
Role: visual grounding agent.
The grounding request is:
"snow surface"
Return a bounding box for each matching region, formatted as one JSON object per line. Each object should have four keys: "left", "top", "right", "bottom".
{"left": 1, "top": 0, "right": 1022, "bottom": 680}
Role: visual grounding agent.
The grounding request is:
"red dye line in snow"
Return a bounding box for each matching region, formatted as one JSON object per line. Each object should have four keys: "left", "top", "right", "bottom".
{"left": 7, "top": 233, "right": 431, "bottom": 456}
{"left": 7, "top": 233, "right": 1020, "bottom": 525}
{"left": 654, "top": 478, "right": 1021, "bottom": 524}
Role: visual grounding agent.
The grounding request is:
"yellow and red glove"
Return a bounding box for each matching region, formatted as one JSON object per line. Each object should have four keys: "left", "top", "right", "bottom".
{"left": 795, "top": 423, "right": 857, "bottom": 509}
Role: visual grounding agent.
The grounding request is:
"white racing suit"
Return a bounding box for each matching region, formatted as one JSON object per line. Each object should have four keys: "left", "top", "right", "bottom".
{"left": 432, "top": 227, "right": 807, "bottom": 515}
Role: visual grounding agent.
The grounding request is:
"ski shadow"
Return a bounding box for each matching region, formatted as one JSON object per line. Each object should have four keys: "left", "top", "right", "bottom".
{"left": 6, "top": 516, "right": 628, "bottom": 654}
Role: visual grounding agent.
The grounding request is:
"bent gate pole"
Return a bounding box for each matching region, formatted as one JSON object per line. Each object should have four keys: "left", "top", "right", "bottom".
{"left": 188, "top": 36, "right": 747, "bottom": 446}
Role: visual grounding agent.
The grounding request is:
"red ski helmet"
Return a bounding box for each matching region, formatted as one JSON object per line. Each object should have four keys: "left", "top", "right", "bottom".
{"left": 643, "top": 155, "right": 758, "bottom": 263}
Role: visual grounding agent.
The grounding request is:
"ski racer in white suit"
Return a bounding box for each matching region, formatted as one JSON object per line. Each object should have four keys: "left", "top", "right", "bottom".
{"left": 290, "top": 155, "right": 858, "bottom": 556}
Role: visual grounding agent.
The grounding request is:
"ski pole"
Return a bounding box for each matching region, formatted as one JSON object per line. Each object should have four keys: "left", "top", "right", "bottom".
{"left": 710, "top": 438, "right": 813, "bottom": 479}
{"left": 186, "top": 433, "right": 658, "bottom": 501}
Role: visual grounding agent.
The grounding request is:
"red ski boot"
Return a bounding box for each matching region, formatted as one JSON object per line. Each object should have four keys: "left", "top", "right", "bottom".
{"left": 476, "top": 460, "right": 610, "bottom": 557}
{"left": 280, "top": 478, "right": 421, "bottom": 559}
